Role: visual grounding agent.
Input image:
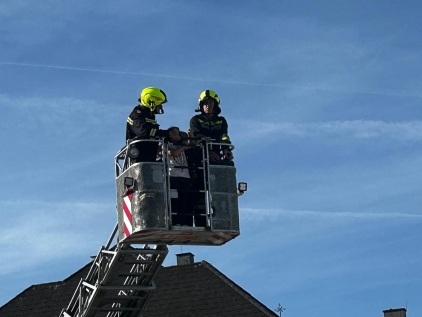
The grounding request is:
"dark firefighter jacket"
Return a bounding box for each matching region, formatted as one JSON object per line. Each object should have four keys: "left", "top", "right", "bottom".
{"left": 126, "top": 105, "right": 169, "bottom": 162}
{"left": 189, "top": 113, "right": 231, "bottom": 152}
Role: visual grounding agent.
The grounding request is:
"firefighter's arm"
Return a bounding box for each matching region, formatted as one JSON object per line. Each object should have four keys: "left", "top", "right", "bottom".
{"left": 129, "top": 114, "right": 168, "bottom": 139}
{"left": 127, "top": 115, "right": 154, "bottom": 138}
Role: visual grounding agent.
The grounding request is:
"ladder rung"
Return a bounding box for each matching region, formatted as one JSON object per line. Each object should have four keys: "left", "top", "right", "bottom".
{"left": 119, "top": 249, "right": 167, "bottom": 255}
{"left": 124, "top": 260, "right": 155, "bottom": 264}
{"left": 82, "top": 281, "right": 96, "bottom": 290}
{"left": 94, "top": 306, "right": 142, "bottom": 312}
{"left": 101, "top": 250, "right": 117, "bottom": 255}
{"left": 103, "top": 295, "right": 146, "bottom": 300}
{"left": 99, "top": 285, "right": 155, "bottom": 291}
{"left": 116, "top": 271, "right": 154, "bottom": 276}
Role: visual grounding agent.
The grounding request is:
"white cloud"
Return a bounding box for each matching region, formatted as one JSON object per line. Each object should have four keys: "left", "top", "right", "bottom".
{"left": 231, "top": 119, "right": 422, "bottom": 141}
{"left": 238, "top": 207, "right": 422, "bottom": 250}
{"left": 0, "top": 1, "right": 177, "bottom": 45}
{"left": 232, "top": 206, "right": 422, "bottom": 293}
{"left": 0, "top": 200, "right": 116, "bottom": 275}
{"left": 0, "top": 93, "right": 126, "bottom": 140}
{"left": 0, "top": 93, "right": 118, "bottom": 113}
{"left": 241, "top": 207, "right": 422, "bottom": 221}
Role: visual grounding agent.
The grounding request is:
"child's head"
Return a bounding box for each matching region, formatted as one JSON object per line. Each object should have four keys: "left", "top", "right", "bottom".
{"left": 180, "top": 131, "right": 189, "bottom": 145}
{"left": 167, "top": 126, "right": 181, "bottom": 143}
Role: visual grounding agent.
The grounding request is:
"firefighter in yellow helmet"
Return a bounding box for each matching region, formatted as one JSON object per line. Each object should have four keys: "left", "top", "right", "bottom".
{"left": 189, "top": 89, "right": 233, "bottom": 164}
{"left": 126, "top": 87, "right": 170, "bottom": 162}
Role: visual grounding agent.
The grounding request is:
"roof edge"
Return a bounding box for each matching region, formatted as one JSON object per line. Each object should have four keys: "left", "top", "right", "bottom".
{"left": 0, "top": 285, "right": 33, "bottom": 311}
{"left": 201, "top": 260, "right": 278, "bottom": 317}
{"left": 0, "top": 261, "right": 93, "bottom": 311}
{"left": 0, "top": 281, "right": 65, "bottom": 310}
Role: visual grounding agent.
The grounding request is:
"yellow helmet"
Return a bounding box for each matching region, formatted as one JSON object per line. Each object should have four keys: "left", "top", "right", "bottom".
{"left": 196, "top": 89, "right": 221, "bottom": 113}
{"left": 198, "top": 90, "right": 220, "bottom": 106}
{"left": 139, "top": 87, "right": 167, "bottom": 111}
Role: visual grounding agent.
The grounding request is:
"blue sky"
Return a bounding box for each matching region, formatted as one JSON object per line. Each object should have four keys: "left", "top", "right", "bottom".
{"left": 1, "top": 1, "right": 422, "bottom": 316}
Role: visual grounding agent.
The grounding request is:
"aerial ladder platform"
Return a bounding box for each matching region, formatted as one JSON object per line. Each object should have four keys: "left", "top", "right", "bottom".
{"left": 59, "top": 139, "right": 246, "bottom": 317}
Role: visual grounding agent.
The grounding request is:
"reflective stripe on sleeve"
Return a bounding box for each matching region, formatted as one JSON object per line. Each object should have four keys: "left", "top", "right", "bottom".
{"left": 221, "top": 135, "right": 230, "bottom": 141}
{"left": 127, "top": 117, "right": 133, "bottom": 125}
{"left": 150, "top": 128, "right": 157, "bottom": 136}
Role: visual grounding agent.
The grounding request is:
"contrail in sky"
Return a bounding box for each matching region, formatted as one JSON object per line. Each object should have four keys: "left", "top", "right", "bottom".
{"left": 0, "top": 61, "right": 420, "bottom": 98}
{"left": 0, "top": 61, "right": 190, "bottom": 80}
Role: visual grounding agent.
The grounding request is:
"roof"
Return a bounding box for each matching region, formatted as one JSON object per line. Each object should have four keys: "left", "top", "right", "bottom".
{"left": 0, "top": 260, "right": 277, "bottom": 317}
{"left": 144, "top": 261, "right": 277, "bottom": 317}
{"left": 0, "top": 263, "right": 90, "bottom": 317}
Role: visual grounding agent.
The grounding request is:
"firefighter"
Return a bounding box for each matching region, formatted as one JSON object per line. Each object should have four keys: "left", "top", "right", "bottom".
{"left": 189, "top": 89, "right": 233, "bottom": 164}
{"left": 189, "top": 90, "right": 233, "bottom": 228}
{"left": 126, "top": 87, "right": 169, "bottom": 162}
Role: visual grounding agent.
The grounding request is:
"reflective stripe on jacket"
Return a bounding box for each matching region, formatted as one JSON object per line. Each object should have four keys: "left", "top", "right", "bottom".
{"left": 126, "top": 105, "right": 168, "bottom": 141}
{"left": 189, "top": 114, "right": 231, "bottom": 145}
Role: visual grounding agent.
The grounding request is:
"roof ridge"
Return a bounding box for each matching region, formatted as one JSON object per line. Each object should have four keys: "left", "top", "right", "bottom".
{"left": 200, "top": 260, "right": 278, "bottom": 317}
